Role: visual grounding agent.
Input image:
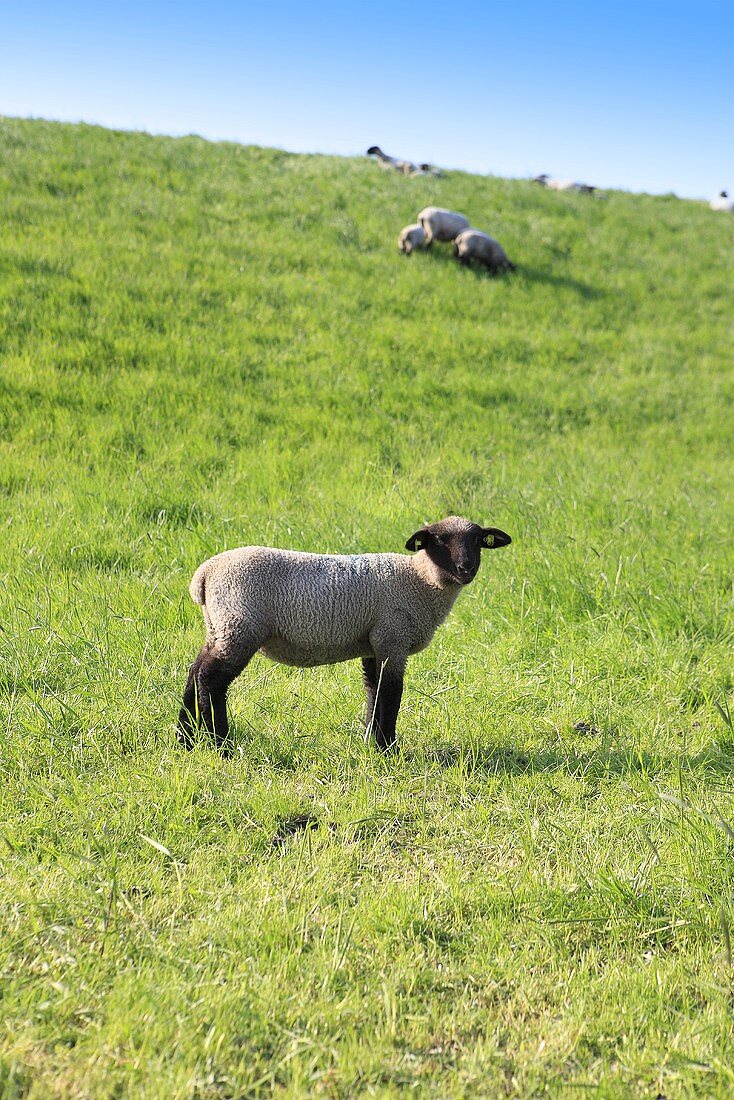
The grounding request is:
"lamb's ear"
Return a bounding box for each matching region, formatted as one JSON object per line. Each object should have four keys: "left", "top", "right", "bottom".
{"left": 405, "top": 527, "right": 434, "bottom": 552}
{"left": 480, "top": 527, "right": 512, "bottom": 549}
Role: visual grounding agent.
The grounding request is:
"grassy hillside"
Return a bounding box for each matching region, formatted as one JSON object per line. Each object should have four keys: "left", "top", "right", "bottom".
{"left": 1, "top": 116, "right": 733, "bottom": 1098}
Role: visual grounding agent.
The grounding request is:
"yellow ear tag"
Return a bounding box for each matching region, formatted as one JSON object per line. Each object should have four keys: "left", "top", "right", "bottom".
{"left": 486, "top": 535, "right": 494, "bottom": 547}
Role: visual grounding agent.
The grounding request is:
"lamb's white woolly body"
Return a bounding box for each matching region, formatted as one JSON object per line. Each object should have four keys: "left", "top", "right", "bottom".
{"left": 454, "top": 228, "right": 515, "bottom": 272}
{"left": 398, "top": 223, "right": 426, "bottom": 254}
{"left": 418, "top": 206, "right": 470, "bottom": 245}
{"left": 191, "top": 546, "right": 461, "bottom": 670}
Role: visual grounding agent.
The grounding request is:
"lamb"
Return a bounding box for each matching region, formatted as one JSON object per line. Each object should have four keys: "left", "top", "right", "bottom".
{"left": 397, "top": 223, "right": 426, "bottom": 254}
{"left": 418, "top": 206, "right": 470, "bottom": 247}
{"left": 533, "top": 174, "right": 596, "bottom": 194}
{"left": 710, "top": 191, "right": 734, "bottom": 212}
{"left": 454, "top": 228, "right": 516, "bottom": 273}
{"left": 367, "top": 145, "right": 418, "bottom": 176}
{"left": 178, "top": 516, "right": 512, "bottom": 752}
{"left": 418, "top": 164, "right": 445, "bottom": 178}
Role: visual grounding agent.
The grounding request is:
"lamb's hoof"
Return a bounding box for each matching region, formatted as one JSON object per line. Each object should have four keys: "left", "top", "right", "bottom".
{"left": 176, "top": 733, "right": 196, "bottom": 752}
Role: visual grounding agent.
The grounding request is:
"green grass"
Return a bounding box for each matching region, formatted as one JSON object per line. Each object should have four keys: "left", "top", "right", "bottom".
{"left": 1, "top": 115, "right": 733, "bottom": 1098}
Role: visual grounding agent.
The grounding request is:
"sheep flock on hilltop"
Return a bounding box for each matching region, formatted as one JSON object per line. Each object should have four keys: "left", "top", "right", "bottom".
{"left": 368, "top": 144, "right": 733, "bottom": 276}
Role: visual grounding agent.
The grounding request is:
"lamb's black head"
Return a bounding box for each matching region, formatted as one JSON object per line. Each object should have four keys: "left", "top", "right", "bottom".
{"left": 532, "top": 174, "right": 549, "bottom": 185}
{"left": 367, "top": 146, "right": 382, "bottom": 155}
{"left": 721, "top": 191, "right": 729, "bottom": 198}
{"left": 405, "top": 515, "right": 511, "bottom": 585}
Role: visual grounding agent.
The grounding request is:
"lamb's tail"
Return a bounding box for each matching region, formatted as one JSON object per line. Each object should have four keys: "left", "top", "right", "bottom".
{"left": 189, "top": 561, "right": 209, "bottom": 605}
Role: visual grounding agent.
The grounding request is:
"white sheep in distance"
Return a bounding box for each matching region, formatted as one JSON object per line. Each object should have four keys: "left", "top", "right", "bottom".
{"left": 367, "top": 145, "right": 418, "bottom": 176}
{"left": 710, "top": 191, "right": 734, "bottom": 212}
{"left": 397, "top": 223, "right": 426, "bottom": 254}
{"left": 454, "top": 229, "right": 516, "bottom": 273}
{"left": 418, "top": 164, "right": 445, "bottom": 178}
{"left": 418, "top": 206, "right": 470, "bottom": 247}
{"left": 533, "top": 174, "right": 596, "bottom": 194}
{"left": 178, "top": 516, "right": 512, "bottom": 752}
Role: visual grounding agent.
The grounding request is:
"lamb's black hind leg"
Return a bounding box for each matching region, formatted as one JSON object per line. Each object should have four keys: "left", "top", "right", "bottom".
{"left": 178, "top": 644, "right": 253, "bottom": 752}
{"left": 178, "top": 651, "right": 205, "bottom": 748}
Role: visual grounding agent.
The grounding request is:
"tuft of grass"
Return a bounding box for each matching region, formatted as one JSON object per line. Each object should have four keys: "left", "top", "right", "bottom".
{"left": 1, "top": 116, "right": 733, "bottom": 1097}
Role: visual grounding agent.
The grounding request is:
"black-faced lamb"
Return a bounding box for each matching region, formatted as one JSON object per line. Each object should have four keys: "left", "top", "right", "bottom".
{"left": 710, "top": 191, "right": 734, "bottom": 212}
{"left": 367, "top": 145, "right": 418, "bottom": 176}
{"left": 418, "top": 206, "right": 470, "bottom": 247}
{"left": 533, "top": 174, "right": 596, "bottom": 194}
{"left": 454, "top": 229, "right": 516, "bottom": 273}
{"left": 178, "top": 516, "right": 512, "bottom": 752}
{"left": 397, "top": 223, "right": 426, "bottom": 254}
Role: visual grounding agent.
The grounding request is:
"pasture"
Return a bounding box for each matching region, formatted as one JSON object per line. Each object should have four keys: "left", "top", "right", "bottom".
{"left": 1, "top": 116, "right": 733, "bottom": 1097}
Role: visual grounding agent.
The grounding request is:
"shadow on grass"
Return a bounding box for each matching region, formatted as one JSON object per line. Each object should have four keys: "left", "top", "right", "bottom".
{"left": 414, "top": 740, "right": 734, "bottom": 780}
{"left": 210, "top": 722, "right": 734, "bottom": 783}
{"left": 513, "top": 265, "right": 606, "bottom": 299}
{"left": 272, "top": 813, "right": 319, "bottom": 849}
{"left": 422, "top": 248, "right": 604, "bottom": 297}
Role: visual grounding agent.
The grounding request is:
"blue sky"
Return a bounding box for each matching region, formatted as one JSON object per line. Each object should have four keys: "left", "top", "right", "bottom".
{"left": 1, "top": 1, "right": 732, "bottom": 198}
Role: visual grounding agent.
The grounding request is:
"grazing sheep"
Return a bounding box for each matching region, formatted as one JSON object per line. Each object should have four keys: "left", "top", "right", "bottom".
{"left": 418, "top": 163, "right": 445, "bottom": 178}
{"left": 418, "top": 206, "right": 470, "bottom": 247}
{"left": 178, "top": 516, "right": 512, "bottom": 752}
{"left": 710, "top": 190, "right": 734, "bottom": 212}
{"left": 398, "top": 223, "right": 426, "bottom": 254}
{"left": 454, "top": 229, "right": 516, "bottom": 273}
{"left": 533, "top": 174, "right": 596, "bottom": 194}
{"left": 367, "top": 145, "right": 418, "bottom": 176}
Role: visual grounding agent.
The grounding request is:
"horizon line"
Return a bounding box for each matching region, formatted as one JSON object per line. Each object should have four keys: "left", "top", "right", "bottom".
{"left": 1, "top": 112, "right": 719, "bottom": 205}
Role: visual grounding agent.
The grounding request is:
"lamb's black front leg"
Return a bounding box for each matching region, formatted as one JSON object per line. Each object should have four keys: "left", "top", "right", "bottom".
{"left": 363, "top": 648, "right": 407, "bottom": 750}
{"left": 374, "top": 669, "right": 404, "bottom": 750}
